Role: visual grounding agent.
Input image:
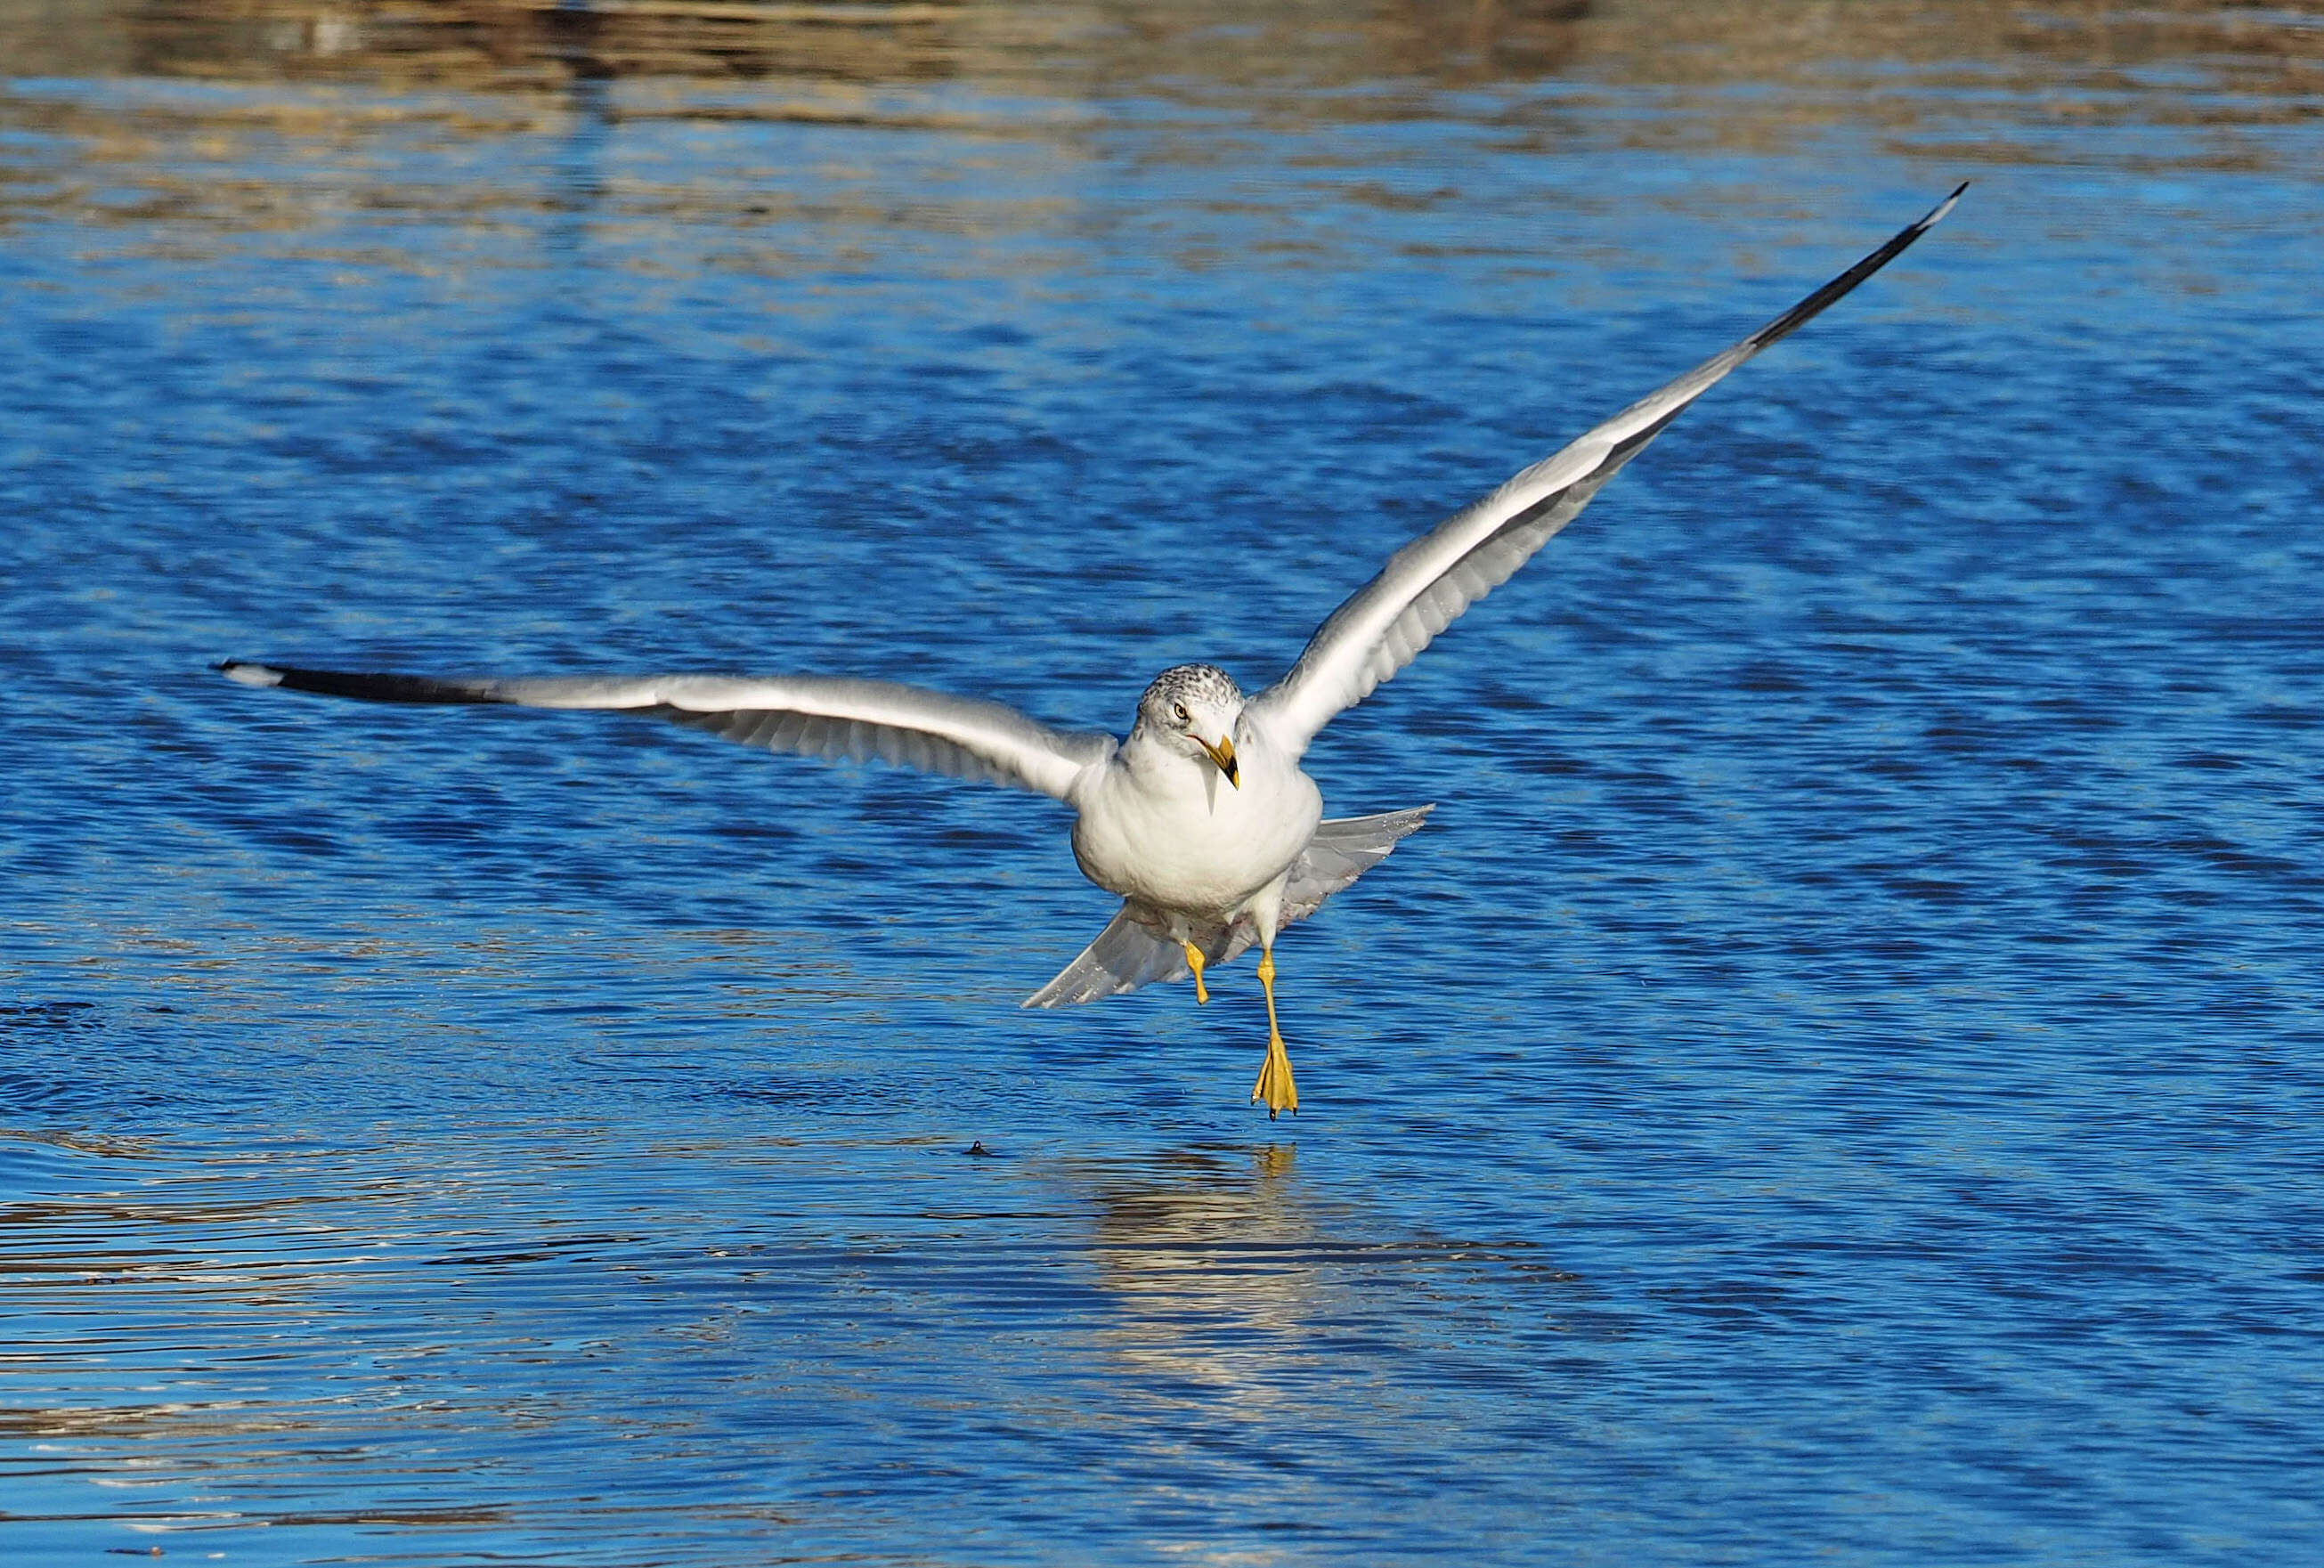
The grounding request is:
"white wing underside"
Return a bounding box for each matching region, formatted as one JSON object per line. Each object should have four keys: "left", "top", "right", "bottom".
{"left": 1248, "top": 184, "right": 1965, "bottom": 758}
{"left": 1022, "top": 805, "right": 1434, "bottom": 1007}
{"left": 218, "top": 663, "right": 1115, "bottom": 800}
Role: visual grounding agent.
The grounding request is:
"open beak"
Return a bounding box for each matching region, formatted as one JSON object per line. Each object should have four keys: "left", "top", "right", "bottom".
{"left": 1198, "top": 734, "right": 1239, "bottom": 788}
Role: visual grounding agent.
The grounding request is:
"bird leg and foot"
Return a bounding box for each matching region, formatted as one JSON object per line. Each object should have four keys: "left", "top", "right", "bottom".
{"left": 1251, "top": 946, "right": 1297, "bottom": 1119}
{"left": 1183, "top": 941, "right": 1209, "bottom": 1005}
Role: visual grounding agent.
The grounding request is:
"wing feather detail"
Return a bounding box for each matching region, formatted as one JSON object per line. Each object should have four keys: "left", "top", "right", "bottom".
{"left": 218, "top": 662, "right": 1115, "bottom": 800}
{"left": 1249, "top": 185, "right": 1964, "bottom": 756}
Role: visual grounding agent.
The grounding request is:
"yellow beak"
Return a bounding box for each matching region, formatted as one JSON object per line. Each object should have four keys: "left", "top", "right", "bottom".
{"left": 1198, "top": 734, "right": 1239, "bottom": 788}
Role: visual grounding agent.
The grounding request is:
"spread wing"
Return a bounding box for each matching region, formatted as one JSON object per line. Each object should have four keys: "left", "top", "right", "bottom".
{"left": 218, "top": 662, "right": 1116, "bottom": 801}
{"left": 1248, "top": 184, "right": 1965, "bottom": 758}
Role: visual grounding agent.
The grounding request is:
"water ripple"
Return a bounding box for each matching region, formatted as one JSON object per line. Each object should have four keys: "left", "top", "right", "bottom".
{"left": 4, "top": 4, "right": 2323, "bottom": 1563}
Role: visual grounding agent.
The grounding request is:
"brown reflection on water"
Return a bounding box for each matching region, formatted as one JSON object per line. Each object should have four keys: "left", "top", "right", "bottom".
{"left": 2, "top": 0, "right": 2319, "bottom": 110}
{"left": 0, "top": 0, "right": 2314, "bottom": 253}
{"left": 0, "top": 2, "right": 2313, "bottom": 258}
{"left": 135, "top": 0, "right": 974, "bottom": 91}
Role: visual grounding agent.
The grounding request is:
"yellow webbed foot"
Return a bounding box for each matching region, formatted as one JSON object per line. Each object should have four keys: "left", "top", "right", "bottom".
{"left": 1249, "top": 949, "right": 1297, "bottom": 1118}
{"left": 1251, "top": 1032, "right": 1298, "bottom": 1119}
{"left": 1183, "top": 941, "right": 1209, "bottom": 1006}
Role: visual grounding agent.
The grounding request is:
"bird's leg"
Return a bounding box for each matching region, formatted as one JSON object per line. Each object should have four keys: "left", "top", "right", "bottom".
{"left": 1250, "top": 944, "right": 1297, "bottom": 1119}
{"left": 1182, "top": 941, "right": 1210, "bottom": 1005}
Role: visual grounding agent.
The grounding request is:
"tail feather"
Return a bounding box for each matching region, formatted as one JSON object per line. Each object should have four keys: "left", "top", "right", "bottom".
{"left": 1283, "top": 805, "right": 1434, "bottom": 922}
{"left": 1021, "top": 804, "right": 1434, "bottom": 1008}
{"left": 1020, "top": 903, "right": 1222, "bottom": 1008}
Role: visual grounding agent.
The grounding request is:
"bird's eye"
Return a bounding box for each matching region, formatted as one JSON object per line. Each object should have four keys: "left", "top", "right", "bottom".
{"left": 1173, "top": 703, "right": 1190, "bottom": 724}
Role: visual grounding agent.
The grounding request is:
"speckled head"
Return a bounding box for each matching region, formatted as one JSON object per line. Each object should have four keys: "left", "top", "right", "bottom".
{"left": 1139, "top": 663, "right": 1243, "bottom": 721}
{"left": 1134, "top": 663, "right": 1246, "bottom": 785}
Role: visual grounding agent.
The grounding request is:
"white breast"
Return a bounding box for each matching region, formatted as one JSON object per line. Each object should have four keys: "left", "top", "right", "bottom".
{"left": 1068, "top": 724, "right": 1322, "bottom": 919}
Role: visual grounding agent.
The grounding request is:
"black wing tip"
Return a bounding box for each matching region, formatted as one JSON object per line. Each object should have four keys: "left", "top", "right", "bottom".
{"left": 1742, "top": 183, "right": 1968, "bottom": 357}
{"left": 1921, "top": 180, "right": 1970, "bottom": 230}
{"left": 216, "top": 660, "right": 504, "bottom": 705}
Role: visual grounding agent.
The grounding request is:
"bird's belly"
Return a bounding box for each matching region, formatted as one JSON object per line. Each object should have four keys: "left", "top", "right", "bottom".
{"left": 1070, "top": 767, "right": 1322, "bottom": 918}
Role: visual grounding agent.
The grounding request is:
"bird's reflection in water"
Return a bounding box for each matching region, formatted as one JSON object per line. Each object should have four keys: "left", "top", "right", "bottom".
{"left": 1071, "top": 1143, "right": 1347, "bottom": 1408}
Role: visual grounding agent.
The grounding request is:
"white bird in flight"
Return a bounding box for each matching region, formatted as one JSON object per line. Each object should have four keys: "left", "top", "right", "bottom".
{"left": 223, "top": 186, "right": 1962, "bottom": 1118}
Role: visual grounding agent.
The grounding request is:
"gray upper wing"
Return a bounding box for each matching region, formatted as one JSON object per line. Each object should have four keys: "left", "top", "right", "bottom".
{"left": 220, "top": 662, "right": 1116, "bottom": 801}
{"left": 1247, "top": 184, "right": 1964, "bottom": 758}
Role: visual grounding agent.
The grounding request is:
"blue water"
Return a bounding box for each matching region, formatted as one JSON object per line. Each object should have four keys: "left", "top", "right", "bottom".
{"left": 4, "top": 9, "right": 2322, "bottom": 1564}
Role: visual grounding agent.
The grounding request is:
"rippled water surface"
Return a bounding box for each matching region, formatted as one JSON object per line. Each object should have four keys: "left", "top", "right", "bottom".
{"left": 4, "top": 2, "right": 2321, "bottom": 1563}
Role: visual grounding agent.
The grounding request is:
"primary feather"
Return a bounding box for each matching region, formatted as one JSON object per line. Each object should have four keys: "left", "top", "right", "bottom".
{"left": 218, "top": 662, "right": 1113, "bottom": 800}
{"left": 1247, "top": 183, "right": 1966, "bottom": 758}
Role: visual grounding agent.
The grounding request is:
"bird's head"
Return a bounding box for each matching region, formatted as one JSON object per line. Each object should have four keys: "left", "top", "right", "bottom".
{"left": 1134, "top": 663, "right": 1244, "bottom": 788}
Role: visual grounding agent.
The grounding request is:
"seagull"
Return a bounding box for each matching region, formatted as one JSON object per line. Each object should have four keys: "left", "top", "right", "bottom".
{"left": 222, "top": 185, "right": 1962, "bottom": 1118}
